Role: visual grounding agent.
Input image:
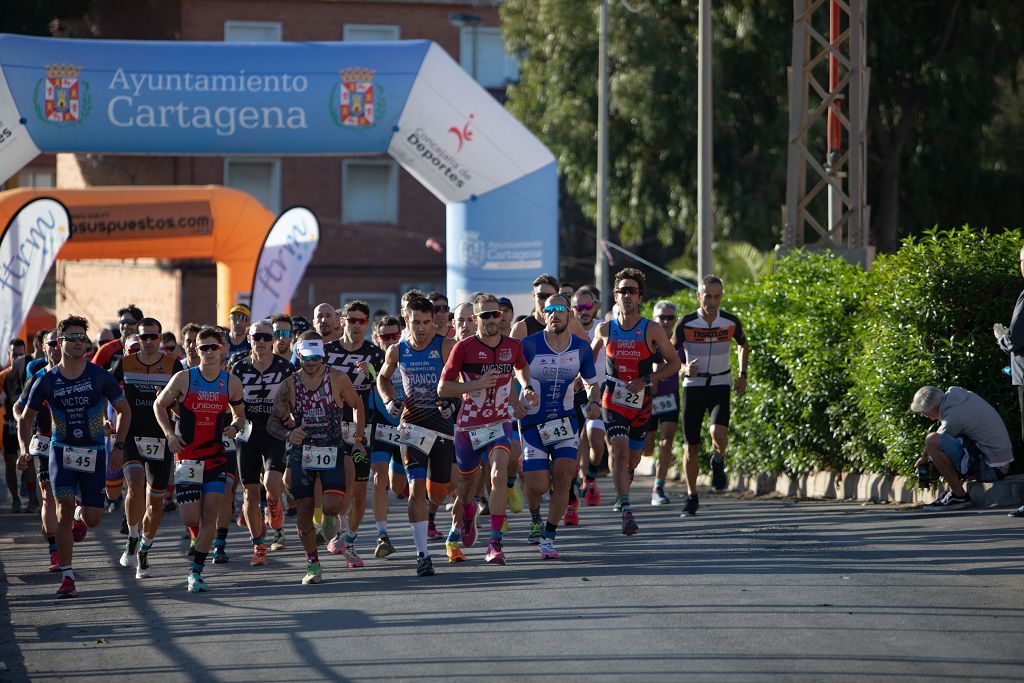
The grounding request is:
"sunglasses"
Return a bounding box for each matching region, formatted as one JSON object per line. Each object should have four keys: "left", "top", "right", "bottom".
{"left": 476, "top": 310, "right": 502, "bottom": 320}
{"left": 119, "top": 319, "right": 137, "bottom": 326}
{"left": 273, "top": 329, "right": 292, "bottom": 339}
{"left": 45, "top": 340, "right": 60, "bottom": 348}
{"left": 346, "top": 317, "right": 368, "bottom": 326}
{"left": 138, "top": 333, "right": 160, "bottom": 341}
{"left": 656, "top": 315, "right": 677, "bottom": 322}
{"left": 616, "top": 286, "right": 640, "bottom": 296}
{"left": 433, "top": 305, "right": 450, "bottom": 313}
{"left": 574, "top": 303, "right": 595, "bottom": 311}
{"left": 251, "top": 332, "right": 274, "bottom": 342}
{"left": 544, "top": 304, "right": 569, "bottom": 313}
{"left": 378, "top": 332, "right": 401, "bottom": 342}
{"left": 60, "top": 333, "right": 89, "bottom": 343}
{"left": 534, "top": 291, "right": 557, "bottom": 299}
{"left": 198, "top": 343, "right": 222, "bottom": 352}
{"left": 299, "top": 354, "right": 324, "bottom": 363}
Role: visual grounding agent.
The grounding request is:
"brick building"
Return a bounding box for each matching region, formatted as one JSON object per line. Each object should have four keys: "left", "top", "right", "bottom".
{"left": 8, "top": 0, "right": 518, "bottom": 331}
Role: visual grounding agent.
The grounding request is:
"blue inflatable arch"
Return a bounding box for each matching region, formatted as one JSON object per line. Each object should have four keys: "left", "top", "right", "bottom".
{"left": 0, "top": 35, "right": 557, "bottom": 307}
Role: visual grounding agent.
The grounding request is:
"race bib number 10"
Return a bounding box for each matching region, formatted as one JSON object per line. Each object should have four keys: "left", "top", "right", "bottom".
{"left": 302, "top": 445, "right": 336, "bottom": 470}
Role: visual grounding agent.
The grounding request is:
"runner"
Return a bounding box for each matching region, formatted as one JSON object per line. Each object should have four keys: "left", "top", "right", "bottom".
{"left": 18, "top": 316, "right": 131, "bottom": 598}
{"left": 271, "top": 314, "right": 294, "bottom": 359}
{"left": 643, "top": 300, "right": 682, "bottom": 506}
{"left": 226, "top": 304, "right": 253, "bottom": 360}
{"left": 497, "top": 298, "right": 515, "bottom": 337}
{"left": 427, "top": 291, "right": 454, "bottom": 338}
{"left": 109, "top": 317, "right": 183, "bottom": 578}
{"left": 160, "top": 332, "right": 184, "bottom": 362}
{"left": 439, "top": 293, "right": 537, "bottom": 565}
{"left": 591, "top": 268, "right": 680, "bottom": 535}
{"left": 13, "top": 329, "right": 63, "bottom": 571}
{"left": 377, "top": 297, "right": 455, "bottom": 574}
{"left": 368, "top": 315, "right": 406, "bottom": 559}
{"left": 520, "top": 294, "right": 601, "bottom": 559}
{"left": 323, "top": 300, "right": 385, "bottom": 568}
{"left": 673, "top": 274, "right": 749, "bottom": 515}
{"left": 180, "top": 322, "right": 202, "bottom": 369}
{"left": 453, "top": 302, "right": 477, "bottom": 341}
{"left": 154, "top": 327, "right": 246, "bottom": 592}
{"left": 573, "top": 286, "right": 608, "bottom": 509}
{"left": 231, "top": 320, "right": 296, "bottom": 564}
{"left": 2, "top": 339, "right": 37, "bottom": 513}
{"left": 266, "top": 332, "right": 367, "bottom": 585}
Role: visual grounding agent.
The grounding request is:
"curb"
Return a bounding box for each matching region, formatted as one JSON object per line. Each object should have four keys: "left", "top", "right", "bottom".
{"left": 637, "top": 455, "right": 1024, "bottom": 507}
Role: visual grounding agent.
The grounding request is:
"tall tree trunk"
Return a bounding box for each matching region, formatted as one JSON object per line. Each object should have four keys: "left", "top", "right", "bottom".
{"left": 873, "top": 148, "right": 902, "bottom": 253}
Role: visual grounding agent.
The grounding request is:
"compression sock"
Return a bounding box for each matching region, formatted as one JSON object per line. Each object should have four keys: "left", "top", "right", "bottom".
{"left": 191, "top": 551, "right": 208, "bottom": 574}
{"left": 654, "top": 479, "right": 665, "bottom": 490}
{"left": 530, "top": 507, "right": 542, "bottom": 525}
{"left": 140, "top": 535, "right": 154, "bottom": 553}
{"left": 47, "top": 536, "right": 57, "bottom": 553}
{"left": 490, "top": 514, "right": 505, "bottom": 541}
{"left": 586, "top": 465, "right": 599, "bottom": 481}
{"left": 128, "top": 523, "right": 140, "bottom": 539}
{"left": 307, "top": 548, "right": 319, "bottom": 565}
{"left": 447, "top": 525, "right": 461, "bottom": 543}
{"left": 214, "top": 527, "right": 228, "bottom": 549}
{"left": 410, "top": 520, "right": 429, "bottom": 556}
{"left": 543, "top": 521, "right": 558, "bottom": 540}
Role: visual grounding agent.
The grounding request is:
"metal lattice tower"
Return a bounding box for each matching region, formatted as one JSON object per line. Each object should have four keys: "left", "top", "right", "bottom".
{"left": 782, "top": 0, "right": 871, "bottom": 261}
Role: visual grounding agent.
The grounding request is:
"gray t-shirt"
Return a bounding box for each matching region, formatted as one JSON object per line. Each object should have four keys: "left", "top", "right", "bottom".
{"left": 938, "top": 386, "right": 1014, "bottom": 467}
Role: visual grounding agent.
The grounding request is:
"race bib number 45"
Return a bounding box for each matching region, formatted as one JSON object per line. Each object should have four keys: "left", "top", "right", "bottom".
{"left": 302, "top": 445, "right": 336, "bottom": 471}
{"left": 63, "top": 446, "right": 98, "bottom": 473}
{"left": 611, "top": 381, "right": 645, "bottom": 409}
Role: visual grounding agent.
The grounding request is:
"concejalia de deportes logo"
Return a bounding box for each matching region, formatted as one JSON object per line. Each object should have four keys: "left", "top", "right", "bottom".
{"left": 329, "top": 67, "right": 386, "bottom": 129}
{"left": 33, "top": 63, "right": 92, "bottom": 126}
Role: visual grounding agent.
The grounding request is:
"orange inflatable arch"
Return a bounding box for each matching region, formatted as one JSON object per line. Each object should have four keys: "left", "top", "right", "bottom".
{"left": 0, "top": 186, "right": 276, "bottom": 326}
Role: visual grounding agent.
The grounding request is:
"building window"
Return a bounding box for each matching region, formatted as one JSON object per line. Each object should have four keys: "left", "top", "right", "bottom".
{"left": 343, "top": 24, "right": 400, "bottom": 41}
{"left": 340, "top": 292, "right": 398, "bottom": 318}
{"left": 17, "top": 169, "right": 56, "bottom": 188}
{"left": 224, "top": 20, "right": 282, "bottom": 42}
{"left": 341, "top": 159, "right": 398, "bottom": 224}
{"left": 459, "top": 27, "right": 519, "bottom": 88}
{"left": 224, "top": 159, "right": 281, "bottom": 215}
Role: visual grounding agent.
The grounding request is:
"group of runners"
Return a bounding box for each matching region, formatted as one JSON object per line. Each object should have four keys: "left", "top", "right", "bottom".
{"left": 3, "top": 266, "right": 749, "bottom": 597}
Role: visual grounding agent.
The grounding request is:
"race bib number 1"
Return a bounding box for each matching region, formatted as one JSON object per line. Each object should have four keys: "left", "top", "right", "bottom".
{"left": 652, "top": 394, "right": 678, "bottom": 416}
{"left": 134, "top": 436, "right": 166, "bottom": 461}
{"left": 302, "top": 445, "right": 336, "bottom": 471}
{"left": 468, "top": 423, "right": 504, "bottom": 451}
{"left": 538, "top": 417, "right": 574, "bottom": 446}
{"left": 63, "top": 446, "right": 98, "bottom": 473}
{"left": 174, "top": 459, "right": 203, "bottom": 485}
{"left": 399, "top": 423, "right": 437, "bottom": 454}
{"left": 611, "top": 381, "right": 645, "bottom": 409}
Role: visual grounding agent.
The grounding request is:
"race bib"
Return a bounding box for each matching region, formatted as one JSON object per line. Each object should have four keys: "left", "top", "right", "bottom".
{"left": 134, "top": 436, "right": 166, "bottom": 461}
{"left": 29, "top": 434, "right": 50, "bottom": 456}
{"left": 611, "top": 380, "right": 645, "bottom": 410}
{"left": 341, "top": 421, "right": 357, "bottom": 446}
{"left": 468, "top": 422, "right": 505, "bottom": 451}
{"left": 237, "top": 420, "right": 253, "bottom": 443}
{"left": 538, "top": 417, "right": 574, "bottom": 446}
{"left": 63, "top": 446, "right": 98, "bottom": 473}
{"left": 222, "top": 436, "right": 237, "bottom": 454}
{"left": 652, "top": 394, "right": 678, "bottom": 416}
{"left": 374, "top": 423, "right": 403, "bottom": 447}
{"left": 399, "top": 423, "right": 437, "bottom": 454}
{"left": 302, "top": 445, "right": 336, "bottom": 471}
{"left": 174, "top": 459, "right": 204, "bottom": 485}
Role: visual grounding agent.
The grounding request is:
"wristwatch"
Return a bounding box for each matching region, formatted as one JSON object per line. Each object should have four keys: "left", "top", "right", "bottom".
{"left": 114, "top": 441, "right": 126, "bottom": 450}
{"left": 353, "top": 434, "right": 366, "bottom": 443}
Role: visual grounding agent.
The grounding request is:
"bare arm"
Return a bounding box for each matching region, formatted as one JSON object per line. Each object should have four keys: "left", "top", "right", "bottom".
{"left": 154, "top": 371, "right": 189, "bottom": 453}
{"left": 735, "top": 342, "right": 750, "bottom": 395}
{"left": 376, "top": 343, "right": 400, "bottom": 403}
{"left": 267, "top": 377, "right": 300, "bottom": 444}
{"left": 438, "top": 369, "right": 497, "bottom": 398}
{"left": 332, "top": 370, "right": 365, "bottom": 436}
{"left": 16, "top": 406, "right": 39, "bottom": 467}
{"left": 108, "top": 397, "right": 131, "bottom": 471}
{"left": 591, "top": 322, "right": 608, "bottom": 362}
{"left": 224, "top": 375, "right": 246, "bottom": 437}
{"left": 648, "top": 324, "right": 682, "bottom": 385}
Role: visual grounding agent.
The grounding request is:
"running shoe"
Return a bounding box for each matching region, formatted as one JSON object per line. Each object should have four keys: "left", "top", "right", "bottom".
{"left": 621, "top": 511, "right": 639, "bottom": 536}
{"left": 507, "top": 484, "right": 524, "bottom": 514}
{"left": 923, "top": 491, "right": 972, "bottom": 511}
{"left": 106, "top": 496, "right": 121, "bottom": 514}
{"left": 1009, "top": 505, "right": 1024, "bottom": 518}
{"left": 462, "top": 504, "right": 478, "bottom": 548}
{"left": 136, "top": 552, "right": 152, "bottom": 579}
{"left": 10, "top": 498, "right": 21, "bottom": 514}
{"left": 187, "top": 571, "right": 208, "bottom": 593}
{"left": 484, "top": 538, "right": 506, "bottom": 565}
{"left": 711, "top": 455, "right": 728, "bottom": 491}
{"left": 120, "top": 516, "right": 129, "bottom": 535}
{"left": 266, "top": 496, "right": 284, "bottom": 530}
{"left": 445, "top": 541, "right": 466, "bottom": 563}
{"left": 374, "top": 534, "right": 396, "bottom": 559}
{"left": 270, "top": 528, "right": 287, "bottom": 551}
{"left": 611, "top": 499, "right": 623, "bottom": 513}
{"left": 56, "top": 577, "right": 77, "bottom": 598}
{"left": 651, "top": 487, "right": 671, "bottom": 506}
{"left": 48, "top": 551, "right": 61, "bottom": 572}
{"left": 564, "top": 502, "right": 580, "bottom": 526}
{"left": 235, "top": 510, "right": 246, "bottom": 528}
{"left": 250, "top": 543, "right": 268, "bottom": 566}
{"left": 539, "top": 538, "right": 559, "bottom": 559}
{"left": 187, "top": 537, "right": 196, "bottom": 557}
{"left": 416, "top": 553, "right": 435, "bottom": 577}
{"left": 343, "top": 544, "right": 364, "bottom": 568}
{"left": 302, "top": 563, "right": 323, "bottom": 585}
{"left": 119, "top": 538, "right": 138, "bottom": 568}
{"left": 24, "top": 497, "right": 39, "bottom": 514}
{"left": 528, "top": 521, "right": 543, "bottom": 545}
{"left": 427, "top": 520, "right": 440, "bottom": 538}
{"left": 327, "top": 532, "right": 345, "bottom": 555}
{"left": 212, "top": 546, "right": 229, "bottom": 564}
{"left": 681, "top": 494, "right": 699, "bottom": 517}
{"left": 71, "top": 519, "right": 88, "bottom": 543}
{"left": 501, "top": 517, "right": 509, "bottom": 534}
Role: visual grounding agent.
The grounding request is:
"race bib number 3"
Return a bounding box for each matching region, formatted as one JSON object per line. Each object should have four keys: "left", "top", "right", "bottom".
{"left": 375, "top": 423, "right": 403, "bottom": 447}
{"left": 63, "top": 446, "right": 98, "bottom": 473}
{"left": 174, "top": 459, "right": 203, "bottom": 485}
{"left": 611, "top": 381, "right": 645, "bottom": 410}
{"left": 302, "top": 445, "right": 336, "bottom": 470}
{"left": 134, "top": 436, "right": 166, "bottom": 461}
{"left": 652, "top": 394, "right": 678, "bottom": 416}
{"left": 399, "top": 423, "right": 437, "bottom": 454}
{"left": 29, "top": 435, "right": 51, "bottom": 456}
{"left": 468, "top": 423, "right": 504, "bottom": 451}
{"left": 538, "top": 417, "right": 574, "bottom": 446}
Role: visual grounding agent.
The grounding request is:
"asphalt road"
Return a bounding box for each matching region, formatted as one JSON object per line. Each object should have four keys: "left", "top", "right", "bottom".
{"left": 2, "top": 478, "right": 1023, "bottom": 682}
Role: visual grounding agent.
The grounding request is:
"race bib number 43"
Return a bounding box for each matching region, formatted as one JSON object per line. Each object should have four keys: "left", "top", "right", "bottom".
{"left": 611, "top": 381, "right": 645, "bottom": 409}
{"left": 538, "top": 417, "right": 573, "bottom": 446}
{"left": 63, "top": 446, "right": 98, "bottom": 473}
{"left": 302, "top": 445, "right": 336, "bottom": 470}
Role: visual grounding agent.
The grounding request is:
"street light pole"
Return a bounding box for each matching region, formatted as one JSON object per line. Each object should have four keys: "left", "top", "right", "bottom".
{"left": 697, "top": 0, "right": 713, "bottom": 280}
{"left": 595, "top": 0, "right": 610, "bottom": 303}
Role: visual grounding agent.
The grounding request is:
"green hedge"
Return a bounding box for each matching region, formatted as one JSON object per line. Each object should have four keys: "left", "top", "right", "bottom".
{"left": 675, "top": 226, "right": 1022, "bottom": 476}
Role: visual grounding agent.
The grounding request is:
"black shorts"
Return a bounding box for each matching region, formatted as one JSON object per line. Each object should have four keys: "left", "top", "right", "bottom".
{"left": 604, "top": 403, "right": 651, "bottom": 450}
{"left": 681, "top": 385, "right": 731, "bottom": 444}
{"left": 123, "top": 435, "right": 173, "bottom": 495}
{"left": 646, "top": 391, "right": 681, "bottom": 431}
{"left": 3, "top": 426, "right": 18, "bottom": 458}
{"left": 237, "top": 425, "right": 287, "bottom": 486}
{"left": 402, "top": 436, "right": 454, "bottom": 487}
{"left": 347, "top": 443, "right": 370, "bottom": 483}
{"left": 34, "top": 453, "right": 50, "bottom": 484}
{"left": 288, "top": 446, "right": 346, "bottom": 499}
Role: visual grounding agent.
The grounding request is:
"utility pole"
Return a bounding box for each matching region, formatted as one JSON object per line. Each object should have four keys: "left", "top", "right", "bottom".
{"left": 696, "top": 0, "right": 714, "bottom": 280}
{"left": 595, "top": 0, "right": 610, "bottom": 303}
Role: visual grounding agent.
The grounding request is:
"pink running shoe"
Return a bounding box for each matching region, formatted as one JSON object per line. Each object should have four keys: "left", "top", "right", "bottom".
{"left": 583, "top": 480, "right": 601, "bottom": 506}
{"left": 461, "top": 503, "right": 478, "bottom": 548}
{"left": 71, "top": 519, "right": 88, "bottom": 543}
{"left": 427, "top": 520, "right": 440, "bottom": 538}
{"left": 48, "top": 551, "right": 61, "bottom": 572}
{"left": 484, "top": 538, "right": 506, "bottom": 565}
{"left": 564, "top": 502, "right": 580, "bottom": 526}
{"left": 327, "top": 533, "right": 345, "bottom": 555}
{"left": 56, "top": 576, "right": 77, "bottom": 598}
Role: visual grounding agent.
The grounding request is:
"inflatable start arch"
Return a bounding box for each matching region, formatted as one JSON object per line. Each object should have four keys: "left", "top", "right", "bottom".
{"left": 0, "top": 35, "right": 558, "bottom": 307}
